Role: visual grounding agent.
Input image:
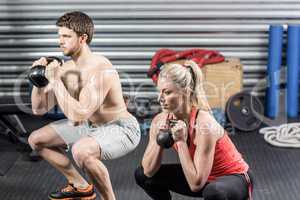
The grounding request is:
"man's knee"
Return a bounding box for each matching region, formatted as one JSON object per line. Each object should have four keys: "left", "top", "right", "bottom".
{"left": 72, "top": 145, "right": 87, "bottom": 168}
{"left": 28, "top": 130, "right": 44, "bottom": 150}
{"left": 28, "top": 125, "right": 62, "bottom": 151}
{"left": 72, "top": 137, "right": 101, "bottom": 169}
{"left": 134, "top": 166, "right": 149, "bottom": 188}
{"left": 203, "top": 183, "right": 227, "bottom": 200}
{"left": 72, "top": 144, "right": 99, "bottom": 169}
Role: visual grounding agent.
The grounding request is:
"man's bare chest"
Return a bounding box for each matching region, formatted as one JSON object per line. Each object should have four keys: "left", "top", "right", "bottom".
{"left": 59, "top": 68, "right": 89, "bottom": 99}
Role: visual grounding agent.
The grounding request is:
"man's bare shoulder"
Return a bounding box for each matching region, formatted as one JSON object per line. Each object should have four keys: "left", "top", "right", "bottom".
{"left": 85, "top": 54, "right": 116, "bottom": 76}
{"left": 84, "top": 56, "right": 118, "bottom": 86}
{"left": 92, "top": 54, "right": 113, "bottom": 69}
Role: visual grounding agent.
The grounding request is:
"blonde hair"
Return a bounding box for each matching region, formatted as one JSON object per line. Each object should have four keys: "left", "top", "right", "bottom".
{"left": 159, "top": 60, "right": 210, "bottom": 111}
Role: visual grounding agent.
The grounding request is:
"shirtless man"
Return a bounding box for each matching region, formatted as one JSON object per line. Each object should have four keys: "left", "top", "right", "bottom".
{"left": 28, "top": 11, "right": 141, "bottom": 200}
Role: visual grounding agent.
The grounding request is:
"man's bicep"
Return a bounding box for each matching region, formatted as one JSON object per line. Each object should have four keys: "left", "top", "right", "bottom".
{"left": 78, "top": 75, "right": 109, "bottom": 117}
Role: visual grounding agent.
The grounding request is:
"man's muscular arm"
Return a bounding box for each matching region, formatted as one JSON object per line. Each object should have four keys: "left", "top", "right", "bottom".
{"left": 51, "top": 69, "right": 112, "bottom": 122}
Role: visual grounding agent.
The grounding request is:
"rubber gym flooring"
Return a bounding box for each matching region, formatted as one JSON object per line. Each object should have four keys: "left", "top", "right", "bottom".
{"left": 0, "top": 114, "right": 299, "bottom": 200}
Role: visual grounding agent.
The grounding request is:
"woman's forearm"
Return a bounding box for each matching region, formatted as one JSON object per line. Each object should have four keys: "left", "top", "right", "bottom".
{"left": 176, "top": 141, "right": 204, "bottom": 191}
{"left": 142, "top": 142, "right": 164, "bottom": 177}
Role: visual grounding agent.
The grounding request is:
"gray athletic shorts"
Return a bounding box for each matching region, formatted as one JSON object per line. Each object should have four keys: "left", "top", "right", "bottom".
{"left": 49, "top": 116, "right": 141, "bottom": 160}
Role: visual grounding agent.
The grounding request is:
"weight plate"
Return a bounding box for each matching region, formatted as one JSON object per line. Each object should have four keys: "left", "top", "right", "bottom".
{"left": 226, "top": 91, "right": 263, "bottom": 131}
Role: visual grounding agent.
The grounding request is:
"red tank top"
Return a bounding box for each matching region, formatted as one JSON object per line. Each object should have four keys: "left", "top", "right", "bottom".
{"left": 171, "top": 108, "right": 249, "bottom": 182}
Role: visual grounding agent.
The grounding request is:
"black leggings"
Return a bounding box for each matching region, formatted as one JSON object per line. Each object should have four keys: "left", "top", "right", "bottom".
{"left": 135, "top": 164, "right": 253, "bottom": 200}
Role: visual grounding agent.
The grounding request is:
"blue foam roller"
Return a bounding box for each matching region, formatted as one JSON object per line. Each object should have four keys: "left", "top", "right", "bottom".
{"left": 265, "top": 25, "right": 283, "bottom": 118}
{"left": 286, "top": 25, "right": 300, "bottom": 118}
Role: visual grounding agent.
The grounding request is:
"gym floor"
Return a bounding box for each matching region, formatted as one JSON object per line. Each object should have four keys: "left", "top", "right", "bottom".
{"left": 0, "top": 114, "right": 300, "bottom": 200}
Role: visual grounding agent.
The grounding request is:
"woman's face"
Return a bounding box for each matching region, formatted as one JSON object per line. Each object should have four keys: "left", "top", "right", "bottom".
{"left": 157, "top": 77, "right": 186, "bottom": 113}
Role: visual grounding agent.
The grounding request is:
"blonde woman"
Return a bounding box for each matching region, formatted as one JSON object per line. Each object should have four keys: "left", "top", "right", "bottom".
{"left": 135, "top": 60, "right": 253, "bottom": 200}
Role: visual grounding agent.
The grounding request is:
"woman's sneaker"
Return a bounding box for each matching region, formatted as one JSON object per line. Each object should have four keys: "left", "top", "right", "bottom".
{"left": 48, "top": 183, "right": 96, "bottom": 200}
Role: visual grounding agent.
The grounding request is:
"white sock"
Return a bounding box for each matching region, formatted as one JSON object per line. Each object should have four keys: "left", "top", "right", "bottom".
{"left": 73, "top": 181, "right": 90, "bottom": 189}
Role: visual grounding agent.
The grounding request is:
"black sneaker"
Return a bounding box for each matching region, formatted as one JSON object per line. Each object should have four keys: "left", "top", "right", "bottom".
{"left": 48, "top": 183, "right": 96, "bottom": 200}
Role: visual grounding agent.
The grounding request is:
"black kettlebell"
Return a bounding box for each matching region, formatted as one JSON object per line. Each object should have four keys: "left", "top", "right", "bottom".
{"left": 28, "top": 57, "right": 63, "bottom": 88}
{"left": 156, "top": 129, "right": 174, "bottom": 149}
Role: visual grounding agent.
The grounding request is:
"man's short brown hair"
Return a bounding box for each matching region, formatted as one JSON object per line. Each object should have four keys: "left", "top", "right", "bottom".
{"left": 56, "top": 11, "right": 94, "bottom": 44}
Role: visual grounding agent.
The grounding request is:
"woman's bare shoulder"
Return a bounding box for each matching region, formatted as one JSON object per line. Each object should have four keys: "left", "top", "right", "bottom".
{"left": 152, "top": 112, "right": 168, "bottom": 124}
{"left": 196, "top": 109, "right": 225, "bottom": 139}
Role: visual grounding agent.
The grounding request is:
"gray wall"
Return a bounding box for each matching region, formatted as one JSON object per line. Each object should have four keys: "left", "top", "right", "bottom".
{"left": 1, "top": 0, "right": 299, "bottom": 99}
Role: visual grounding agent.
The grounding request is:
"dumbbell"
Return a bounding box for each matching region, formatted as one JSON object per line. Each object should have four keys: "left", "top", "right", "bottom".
{"left": 28, "top": 57, "right": 63, "bottom": 88}
{"left": 156, "top": 129, "right": 174, "bottom": 148}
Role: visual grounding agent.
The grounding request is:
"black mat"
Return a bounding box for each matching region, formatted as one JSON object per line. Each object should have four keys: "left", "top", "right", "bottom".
{"left": 0, "top": 135, "right": 20, "bottom": 176}
{"left": 0, "top": 116, "right": 300, "bottom": 200}
{"left": 231, "top": 132, "right": 300, "bottom": 200}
